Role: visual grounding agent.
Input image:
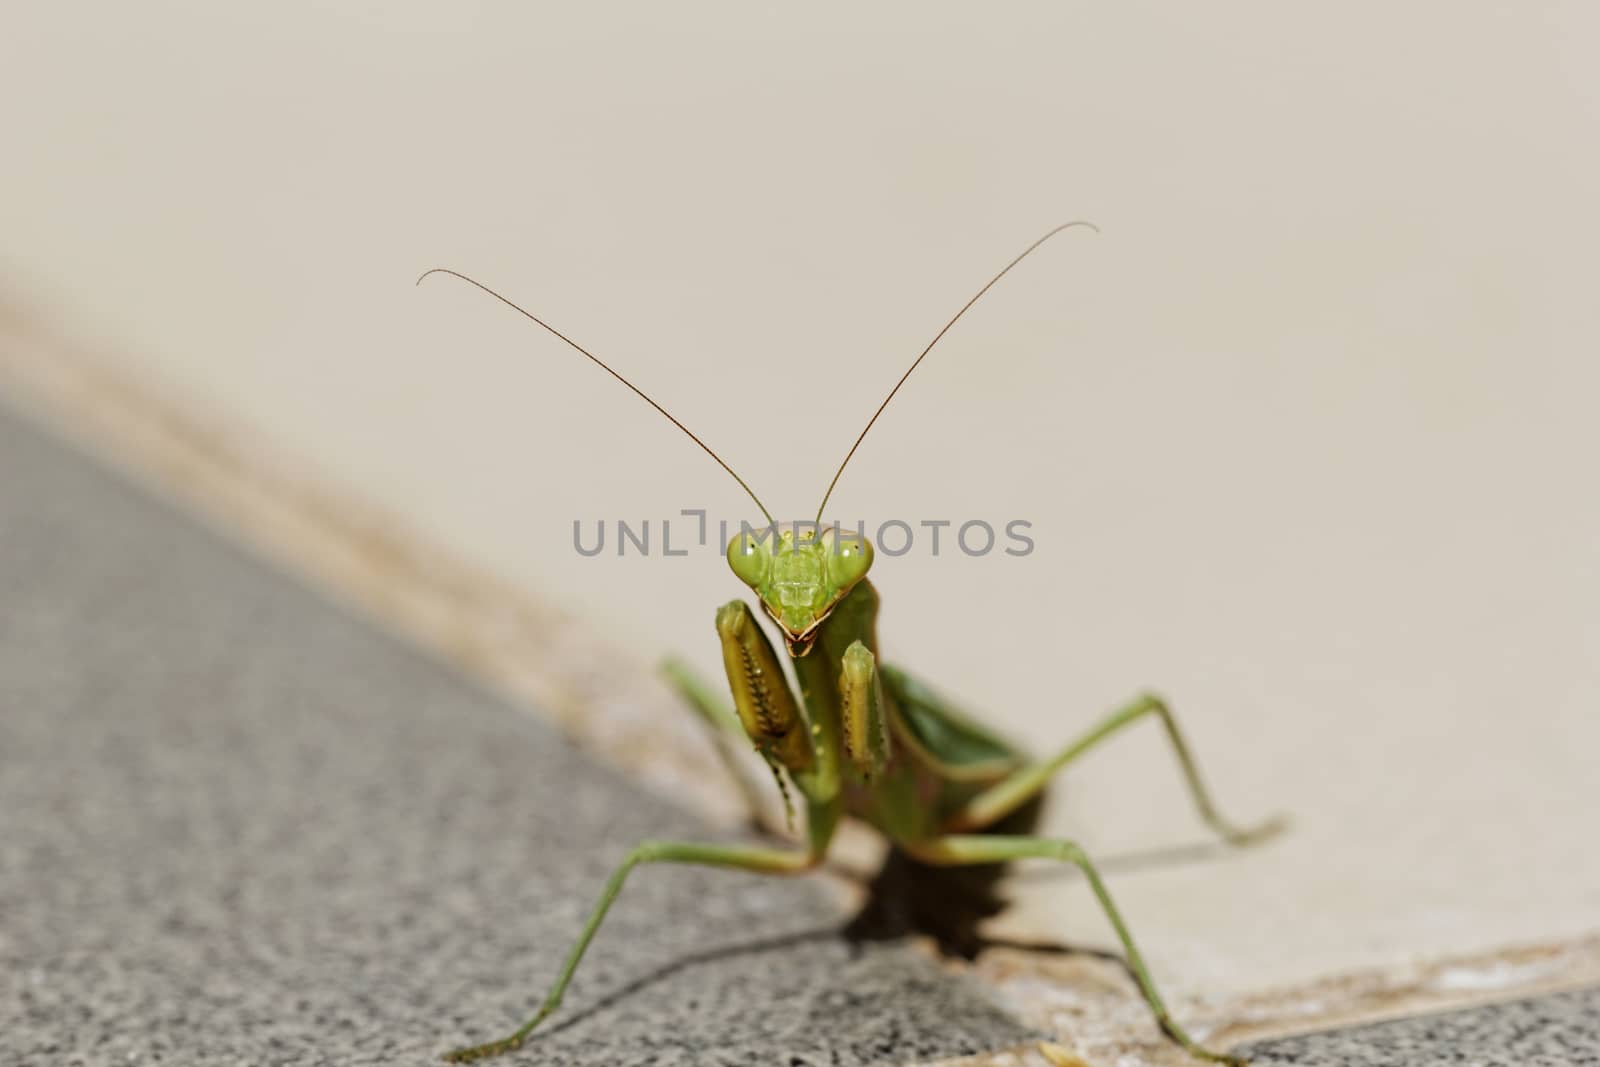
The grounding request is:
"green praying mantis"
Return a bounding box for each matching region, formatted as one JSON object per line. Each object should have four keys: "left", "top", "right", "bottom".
{"left": 419, "top": 223, "right": 1284, "bottom": 1065}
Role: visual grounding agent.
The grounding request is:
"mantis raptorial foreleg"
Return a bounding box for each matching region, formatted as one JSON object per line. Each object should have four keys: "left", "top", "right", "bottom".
{"left": 906, "top": 834, "right": 1243, "bottom": 1067}
{"left": 945, "top": 692, "right": 1285, "bottom": 844}
{"left": 443, "top": 840, "right": 822, "bottom": 1064}
{"left": 659, "top": 656, "right": 788, "bottom": 836}
{"left": 838, "top": 640, "right": 891, "bottom": 779}
{"left": 714, "top": 601, "right": 816, "bottom": 775}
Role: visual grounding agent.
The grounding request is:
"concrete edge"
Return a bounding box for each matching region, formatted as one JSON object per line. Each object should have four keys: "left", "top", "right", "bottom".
{"left": 933, "top": 932, "right": 1600, "bottom": 1066}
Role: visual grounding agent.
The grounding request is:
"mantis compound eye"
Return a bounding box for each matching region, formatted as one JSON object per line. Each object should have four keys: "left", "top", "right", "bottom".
{"left": 821, "top": 528, "right": 873, "bottom": 589}
{"left": 726, "top": 529, "right": 773, "bottom": 587}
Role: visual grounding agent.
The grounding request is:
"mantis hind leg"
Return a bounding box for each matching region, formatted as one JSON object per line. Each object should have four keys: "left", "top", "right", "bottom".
{"left": 907, "top": 834, "right": 1243, "bottom": 1066}
{"left": 946, "top": 692, "right": 1285, "bottom": 844}
{"left": 443, "top": 840, "right": 817, "bottom": 1063}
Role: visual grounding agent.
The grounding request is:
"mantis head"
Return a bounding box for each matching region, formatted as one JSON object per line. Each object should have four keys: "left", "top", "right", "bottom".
{"left": 727, "top": 526, "right": 874, "bottom": 656}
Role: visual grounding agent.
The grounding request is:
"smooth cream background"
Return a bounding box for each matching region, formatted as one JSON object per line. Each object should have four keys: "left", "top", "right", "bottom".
{"left": 3, "top": 3, "right": 1597, "bottom": 1000}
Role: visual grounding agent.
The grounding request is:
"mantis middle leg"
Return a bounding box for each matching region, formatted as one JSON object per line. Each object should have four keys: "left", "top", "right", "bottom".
{"left": 945, "top": 691, "right": 1284, "bottom": 843}
{"left": 443, "top": 839, "right": 820, "bottom": 1063}
{"left": 660, "top": 656, "right": 787, "bottom": 835}
{"left": 906, "top": 833, "right": 1242, "bottom": 1066}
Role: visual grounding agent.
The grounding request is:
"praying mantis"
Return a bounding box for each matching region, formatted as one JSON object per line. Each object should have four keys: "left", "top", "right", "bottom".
{"left": 419, "top": 223, "right": 1284, "bottom": 1065}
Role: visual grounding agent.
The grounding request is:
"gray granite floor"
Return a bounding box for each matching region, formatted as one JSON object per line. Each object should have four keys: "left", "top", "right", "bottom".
{"left": 0, "top": 405, "right": 1035, "bottom": 1065}
{"left": 1240, "top": 985, "right": 1600, "bottom": 1065}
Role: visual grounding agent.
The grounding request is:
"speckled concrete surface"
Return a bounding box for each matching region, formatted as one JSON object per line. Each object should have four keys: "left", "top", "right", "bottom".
{"left": 0, "top": 405, "right": 1038, "bottom": 1065}
{"left": 1238, "top": 984, "right": 1600, "bottom": 1066}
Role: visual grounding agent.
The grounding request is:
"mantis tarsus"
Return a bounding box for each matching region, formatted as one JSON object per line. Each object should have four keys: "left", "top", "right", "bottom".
{"left": 419, "top": 223, "right": 1284, "bottom": 1065}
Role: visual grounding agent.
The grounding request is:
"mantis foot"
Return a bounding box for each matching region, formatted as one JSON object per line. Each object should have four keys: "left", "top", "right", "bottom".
{"left": 1221, "top": 811, "right": 1289, "bottom": 849}
{"left": 443, "top": 1013, "right": 547, "bottom": 1065}
{"left": 442, "top": 1035, "right": 522, "bottom": 1063}
{"left": 1161, "top": 1018, "right": 1248, "bottom": 1066}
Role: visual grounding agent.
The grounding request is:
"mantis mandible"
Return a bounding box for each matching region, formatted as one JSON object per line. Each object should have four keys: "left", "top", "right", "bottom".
{"left": 419, "top": 223, "right": 1284, "bottom": 1065}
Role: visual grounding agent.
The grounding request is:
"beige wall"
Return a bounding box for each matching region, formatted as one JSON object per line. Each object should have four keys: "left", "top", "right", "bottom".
{"left": 4, "top": 0, "right": 1598, "bottom": 1030}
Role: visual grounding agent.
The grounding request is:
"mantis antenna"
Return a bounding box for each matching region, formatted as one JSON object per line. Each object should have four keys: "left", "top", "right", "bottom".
{"left": 417, "top": 267, "right": 776, "bottom": 528}
{"left": 812, "top": 221, "right": 1099, "bottom": 524}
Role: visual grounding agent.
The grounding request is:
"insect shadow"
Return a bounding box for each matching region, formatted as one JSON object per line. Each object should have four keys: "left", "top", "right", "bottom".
{"left": 533, "top": 920, "right": 1134, "bottom": 1046}
{"left": 529, "top": 925, "right": 843, "bottom": 1040}
{"left": 838, "top": 793, "right": 1239, "bottom": 963}
{"left": 535, "top": 800, "right": 1218, "bottom": 1041}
